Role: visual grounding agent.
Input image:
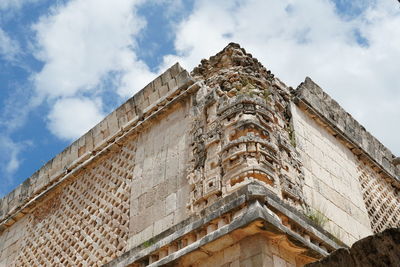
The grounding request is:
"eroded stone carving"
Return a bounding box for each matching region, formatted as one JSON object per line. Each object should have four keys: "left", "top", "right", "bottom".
{"left": 186, "top": 43, "right": 305, "bottom": 211}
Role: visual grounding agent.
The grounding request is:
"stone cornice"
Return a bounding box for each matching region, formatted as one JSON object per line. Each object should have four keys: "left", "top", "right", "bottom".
{"left": 105, "top": 182, "right": 343, "bottom": 267}
{"left": 0, "top": 63, "right": 197, "bottom": 231}
{"left": 294, "top": 77, "right": 400, "bottom": 188}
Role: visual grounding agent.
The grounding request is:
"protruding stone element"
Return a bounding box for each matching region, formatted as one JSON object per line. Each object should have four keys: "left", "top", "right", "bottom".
{"left": 192, "top": 42, "right": 276, "bottom": 95}
{"left": 186, "top": 43, "right": 305, "bottom": 211}
{"left": 393, "top": 157, "right": 400, "bottom": 167}
{"left": 295, "top": 76, "right": 400, "bottom": 234}
{"left": 295, "top": 76, "right": 400, "bottom": 182}
{"left": 306, "top": 228, "right": 400, "bottom": 267}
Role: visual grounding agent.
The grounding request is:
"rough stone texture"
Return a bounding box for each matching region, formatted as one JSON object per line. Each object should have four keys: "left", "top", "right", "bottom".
{"left": 0, "top": 43, "right": 399, "bottom": 266}
{"left": 292, "top": 103, "right": 372, "bottom": 245}
{"left": 305, "top": 228, "right": 400, "bottom": 267}
{"left": 0, "top": 62, "right": 195, "bottom": 266}
{"left": 187, "top": 43, "right": 305, "bottom": 213}
{"left": 0, "top": 216, "right": 28, "bottom": 266}
{"left": 188, "top": 234, "right": 302, "bottom": 267}
{"left": 293, "top": 77, "right": 400, "bottom": 236}
{"left": 357, "top": 163, "right": 400, "bottom": 233}
{"left": 127, "top": 99, "right": 192, "bottom": 249}
{"left": 295, "top": 77, "right": 400, "bottom": 183}
{"left": 107, "top": 182, "right": 344, "bottom": 267}
{"left": 13, "top": 141, "right": 132, "bottom": 266}
{"left": 0, "top": 62, "right": 189, "bottom": 229}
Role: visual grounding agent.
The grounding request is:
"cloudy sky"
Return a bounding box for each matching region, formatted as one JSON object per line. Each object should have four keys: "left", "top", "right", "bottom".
{"left": 0, "top": 0, "right": 399, "bottom": 197}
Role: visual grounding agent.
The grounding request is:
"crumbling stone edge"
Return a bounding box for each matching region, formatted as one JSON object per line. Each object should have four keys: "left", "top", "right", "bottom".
{"left": 105, "top": 182, "right": 344, "bottom": 267}
{"left": 294, "top": 77, "right": 400, "bottom": 188}
{"left": 0, "top": 66, "right": 198, "bottom": 232}
{"left": 305, "top": 228, "right": 400, "bottom": 267}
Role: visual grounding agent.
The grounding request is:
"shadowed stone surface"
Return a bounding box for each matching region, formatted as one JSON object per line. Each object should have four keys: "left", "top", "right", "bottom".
{"left": 306, "top": 228, "right": 400, "bottom": 267}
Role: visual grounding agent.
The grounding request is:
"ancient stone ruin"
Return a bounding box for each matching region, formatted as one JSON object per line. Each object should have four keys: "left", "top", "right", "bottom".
{"left": 0, "top": 43, "right": 399, "bottom": 266}
{"left": 306, "top": 228, "right": 400, "bottom": 267}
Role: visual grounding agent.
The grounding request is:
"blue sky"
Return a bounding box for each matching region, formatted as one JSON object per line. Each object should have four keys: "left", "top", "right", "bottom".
{"left": 0, "top": 0, "right": 399, "bottom": 197}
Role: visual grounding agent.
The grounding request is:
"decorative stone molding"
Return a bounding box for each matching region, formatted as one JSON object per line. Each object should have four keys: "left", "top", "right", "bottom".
{"left": 294, "top": 77, "right": 400, "bottom": 187}
{"left": 105, "top": 183, "right": 343, "bottom": 267}
{"left": 294, "top": 76, "right": 400, "bottom": 234}
{"left": 0, "top": 63, "right": 196, "bottom": 232}
{"left": 185, "top": 43, "right": 305, "bottom": 212}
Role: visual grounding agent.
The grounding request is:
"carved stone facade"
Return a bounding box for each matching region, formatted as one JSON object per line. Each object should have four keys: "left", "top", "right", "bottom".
{"left": 187, "top": 44, "right": 305, "bottom": 213}
{"left": 14, "top": 140, "right": 134, "bottom": 266}
{"left": 358, "top": 163, "right": 400, "bottom": 233}
{"left": 0, "top": 43, "right": 399, "bottom": 266}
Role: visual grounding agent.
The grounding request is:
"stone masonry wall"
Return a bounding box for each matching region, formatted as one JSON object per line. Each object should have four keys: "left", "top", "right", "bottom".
{"left": 293, "top": 77, "right": 400, "bottom": 238}
{"left": 0, "top": 62, "right": 195, "bottom": 266}
{"left": 180, "top": 234, "right": 312, "bottom": 267}
{"left": 295, "top": 77, "right": 400, "bottom": 181}
{"left": 291, "top": 104, "right": 372, "bottom": 245}
{"left": 0, "top": 62, "right": 190, "bottom": 230}
{"left": 0, "top": 216, "right": 29, "bottom": 266}
{"left": 357, "top": 163, "right": 400, "bottom": 233}
{"left": 13, "top": 140, "right": 133, "bottom": 266}
{"left": 0, "top": 99, "right": 192, "bottom": 266}
{"left": 1, "top": 43, "right": 399, "bottom": 266}
{"left": 128, "top": 99, "right": 192, "bottom": 249}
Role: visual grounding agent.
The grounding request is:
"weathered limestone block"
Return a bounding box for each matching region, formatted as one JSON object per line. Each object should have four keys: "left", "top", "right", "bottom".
{"left": 295, "top": 77, "right": 400, "bottom": 182}
{"left": 306, "top": 228, "right": 400, "bottom": 267}
{"left": 186, "top": 43, "right": 305, "bottom": 212}
{"left": 0, "top": 62, "right": 189, "bottom": 229}
{"left": 291, "top": 102, "right": 374, "bottom": 245}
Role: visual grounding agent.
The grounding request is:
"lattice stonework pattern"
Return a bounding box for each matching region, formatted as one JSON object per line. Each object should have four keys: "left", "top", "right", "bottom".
{"left": 14, "top": 141, "right": 135, "bottom": 266}
{"left": 358, "top": 165, "right": 400, "bottom": 233}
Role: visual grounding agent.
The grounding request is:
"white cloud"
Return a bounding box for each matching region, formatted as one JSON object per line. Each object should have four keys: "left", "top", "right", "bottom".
{"left": 25, "top": 0, "right": 400, "bottom": 155}
{"left": 33, "top": 0, "right": 155, "bottom": 99}
{"left": 0, "top": 136, "right": 31, "bottom": 181}
{"left": 164, "top": 0, "right": 400, "bottom": 155}
{"left": 0, "top": 87, "right": 35, "bottom": 133}
{"left": 161, "top": 0, "right": 236, "bottom": 69}
{"left": 32, "top": 0, "right": 158, "bottom": 140}
{"left": 47, "top": 97, "right": 104, "bottom": 140}
{"left": 0, "top": 87, "right": 34, "bottom": 186}
{"left": 0, "top": 28, "right": 20, "bottom": 61}
{"left": 0, "top": 137, "right": 21, "bottom": 174}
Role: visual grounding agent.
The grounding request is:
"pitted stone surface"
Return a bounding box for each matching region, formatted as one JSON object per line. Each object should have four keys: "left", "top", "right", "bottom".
{"left": 295, "top": 77, "right": 400, "bottom": 182}
{"left": 13, "top": 140, "right": 134, "bottom": 266}
{"left": 0, "top": 62, "right": 189, "bottom": 228}
{"left": 305, "top": 228, "right": 400, "bottom": 267}
{"left": 187, "top": 43, "right": 305, "bottom": 212}
{"left": 292, "top": 103, "right": 373, "bottom": 245}
{"left": 358, "top": 163, "right": 400, "bottom": 233}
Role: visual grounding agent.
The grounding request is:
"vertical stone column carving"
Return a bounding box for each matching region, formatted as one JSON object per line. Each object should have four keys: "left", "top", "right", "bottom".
{"left": 218, "top": 96, "right": 279, "bottom": 195}
{"left": 187, "top": 43, "right": 305, "bottom": 212}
